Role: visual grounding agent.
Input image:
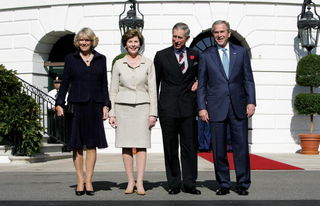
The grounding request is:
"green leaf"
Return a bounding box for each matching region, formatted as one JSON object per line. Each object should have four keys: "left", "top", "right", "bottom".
{"left": 296, "top": 54, "right": 320, "bottom": 87}
{"left": 0, "top": 65, "right": 43, "bottom": 156}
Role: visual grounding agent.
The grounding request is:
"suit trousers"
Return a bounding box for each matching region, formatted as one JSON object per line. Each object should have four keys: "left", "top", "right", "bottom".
{"left": 159, "top": 116, "right": 198, "bottom": 189}
{"left": 209, "top": 104, "right": 251, "bottom": 189}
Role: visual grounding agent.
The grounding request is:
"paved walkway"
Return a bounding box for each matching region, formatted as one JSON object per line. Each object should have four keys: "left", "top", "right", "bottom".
{"left": 1, "top": 153, "right": 320, "bottom": 172}
{"left": 0, "top": 153, "right": 319, "bottom": 205}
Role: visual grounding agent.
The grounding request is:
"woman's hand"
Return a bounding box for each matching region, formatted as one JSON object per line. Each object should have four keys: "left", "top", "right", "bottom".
{"left": 103, "top": 106, "right": 109, "bottom": 120}
{"left": 191, "top": 80, "right": 198, "bottom": 92}
{"left": 55, "top": 105, "right": 64, "bottom": 116}
{"left": 148, "top": 116, "right": 157, "bottom": 129}
{"left": 109, "top": 116, "right": 117, "bottom": 128}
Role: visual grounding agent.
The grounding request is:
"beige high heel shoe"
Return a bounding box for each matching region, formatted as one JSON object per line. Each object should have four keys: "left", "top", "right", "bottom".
{"left": 135, "top": 183, "right": 146, "bottom": 195}
{"left": 125, "top": 183, "right": 135, "bottom": 194}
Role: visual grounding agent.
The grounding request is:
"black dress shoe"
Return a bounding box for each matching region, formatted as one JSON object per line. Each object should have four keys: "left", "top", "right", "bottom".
{"left": 75, "top": 190, "right": 85, "bottom": 196}
{"left": 216, "top": 187, "right": 230, "bottom": 195}
{"left": 236, "top": 186, "right": 249, "bottom": 195}
{"left": 198, "top": 149, "right": 210, "bottom": 153}
{"left": 168, "top": 188, "right": 181, "bottom": 195}
{"left": 227, "top": 145, "right": 233, "bottom": 153}
{"left": 184, "top": 187, "right": 201, "bottom": 195}
{"left": 86, "top": 190, "right": 95, "bottom": 196}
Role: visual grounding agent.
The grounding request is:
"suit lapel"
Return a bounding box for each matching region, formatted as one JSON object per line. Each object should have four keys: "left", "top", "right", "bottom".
{"left": 229, "top": 43, "right": 237, "bottom": 77}
{"left": 185, "top": 48, "right": 193, "bottom": 76}
{"left": 168, "top": 47, "right": 179, "bottom": 65}
{"left": 212, "top": 46, "right": 228, "bottom": 80}
{"left": 165, "top": 47, "right": 184, "bottom": 79}
{"left": 170, "top": 47, "right": 184, "bottom": 73}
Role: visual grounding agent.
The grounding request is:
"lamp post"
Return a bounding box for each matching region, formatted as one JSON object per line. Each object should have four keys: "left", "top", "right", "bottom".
{"left": 119, "top": 0, "right": 144, "bottom": 36}
{"left": 297, "top": 0, "right": 320, "bottom": 54}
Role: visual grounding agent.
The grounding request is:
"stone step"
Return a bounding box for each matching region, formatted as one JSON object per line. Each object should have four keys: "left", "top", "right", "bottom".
{"left": 8, "top": 152, "right": 72, "bottom": 164}
{"left": 1, "top": 135, "right": 71, "bottom": 164}
{"left": 42, "top": 135, "right": 49, "bottom": 143}
{"left": 40, "top": 143, "right": 64, "bottom": 153}
{"left": 0, "top": 145, "right": 11, "bottom": 163}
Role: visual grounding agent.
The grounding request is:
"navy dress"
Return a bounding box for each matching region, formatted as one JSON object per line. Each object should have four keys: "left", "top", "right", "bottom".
{"left": 56, "top": 50, "right": 111, "bottom": 149}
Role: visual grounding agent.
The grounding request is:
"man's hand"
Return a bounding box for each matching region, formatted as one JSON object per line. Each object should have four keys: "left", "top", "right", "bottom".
{"left": 55, "top": 105, "right": 64, "bottom": 116}
{"left": 191, "top": 81, "right": 198, "bottom": 92}
{"left": 108, "top": 116, "right": 117, "bottom": 128}
{"left": 247, "top": 104, "right": 255, "bottom": 118}
{"left": 199, "top": 109, "right": 209, "bottom": 123}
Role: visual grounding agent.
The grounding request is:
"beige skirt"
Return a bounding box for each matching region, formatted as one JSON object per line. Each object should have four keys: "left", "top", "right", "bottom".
{"left": 115, "top": 103, "right": 151, "bottom": 148}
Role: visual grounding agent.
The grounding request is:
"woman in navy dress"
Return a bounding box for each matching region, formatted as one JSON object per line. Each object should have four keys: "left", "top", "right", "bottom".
{"left": 55, "top": 27, "right": 111, "bottom": 196}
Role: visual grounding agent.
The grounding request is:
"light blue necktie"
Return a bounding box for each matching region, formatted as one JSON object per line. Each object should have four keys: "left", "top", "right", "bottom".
{"left": 222, "top": 48, "right": 229, "bottom": 78}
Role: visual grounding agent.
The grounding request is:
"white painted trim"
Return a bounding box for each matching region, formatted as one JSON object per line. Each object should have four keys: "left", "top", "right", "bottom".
{"left": 0, "top": 0, "right": 303, "bottom": 11}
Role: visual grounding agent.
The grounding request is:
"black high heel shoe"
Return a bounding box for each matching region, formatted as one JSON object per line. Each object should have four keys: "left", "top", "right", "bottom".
{"left": 86, "top": 190, "right": 95, "bottom": 196}
{"left": 75, "top": 184, "right": 85, "bottom": 196}
{"left": 75, "top": 190, "right": 85, "bottom": 196}
{"left": 85, "top": 183, "right": 95, "bottom": 196}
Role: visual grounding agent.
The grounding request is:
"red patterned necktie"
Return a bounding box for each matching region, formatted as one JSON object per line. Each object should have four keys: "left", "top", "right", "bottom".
{"left": 179, "top": 52, "right": 186, "bottom": 73}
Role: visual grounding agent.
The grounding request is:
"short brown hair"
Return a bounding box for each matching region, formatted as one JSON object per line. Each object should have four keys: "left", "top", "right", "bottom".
{"left": 73, "top": 27, "right": 99, "bottom": 49}
{"left": 121, "top": 29, "right": 144, "bottom": 48}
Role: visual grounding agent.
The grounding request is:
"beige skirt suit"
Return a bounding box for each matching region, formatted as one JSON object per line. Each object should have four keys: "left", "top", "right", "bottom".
{"left": 109, "top": 55, "right": 157, "bottom": 148}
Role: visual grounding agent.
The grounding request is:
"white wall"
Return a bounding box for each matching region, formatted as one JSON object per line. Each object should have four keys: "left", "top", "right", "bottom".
{"left": 0, "top": 0, "right": 316, "bottom": 153}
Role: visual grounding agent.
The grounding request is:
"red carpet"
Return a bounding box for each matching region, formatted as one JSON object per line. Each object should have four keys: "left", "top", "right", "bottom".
{"left": 198, "top": 152, "right": 303, "bottom": 170}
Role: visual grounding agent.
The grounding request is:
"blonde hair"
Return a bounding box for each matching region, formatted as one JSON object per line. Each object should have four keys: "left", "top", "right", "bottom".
{"left": 73, "top": 27, "right": 99, "bottom": 49}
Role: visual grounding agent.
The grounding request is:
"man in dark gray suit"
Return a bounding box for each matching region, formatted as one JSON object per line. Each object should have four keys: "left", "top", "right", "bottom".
{"left": 197, "top": 20, "right": 256, "bottom": 196}
{"left": 154, "top": 22, "right": 200, "bottom": 195}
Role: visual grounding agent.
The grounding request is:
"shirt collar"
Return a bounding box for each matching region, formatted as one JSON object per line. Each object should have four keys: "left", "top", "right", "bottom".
{"left": 173, "top": 47, "right": 187, "bottom": 54}
{"left": 121, "top": 54, "right": 146, "bottom": 64}
{"left": 217, "top": 43, "right": 230, "bottom": 52}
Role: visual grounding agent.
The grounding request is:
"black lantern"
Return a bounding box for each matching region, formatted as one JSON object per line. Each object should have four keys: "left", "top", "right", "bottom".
{"left": 119, "top": 0, "right": 144, "bottom": 35}
{"left": 297, "top": 0, "right": 320, "bottom": 53}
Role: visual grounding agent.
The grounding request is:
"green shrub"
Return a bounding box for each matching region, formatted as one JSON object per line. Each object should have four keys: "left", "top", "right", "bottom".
{"left": 294, "top": 54, "right": 320, "bottom": 134}
{"left": 0, "top": 65, "right": 21, "bottom": 96}
{"left": 0, "top": 65, "right": 43, "bottom": 156}
{"left": 296, "top": 54, "right": 320, "bottom": 87}
{"left": 294, "top": 93, "right": 320, "bottom": 115}
{"left": 112, "top": 53, "right": 126, "bottom": 69}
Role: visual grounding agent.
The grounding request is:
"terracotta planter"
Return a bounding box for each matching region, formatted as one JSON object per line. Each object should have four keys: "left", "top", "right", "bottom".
{"left": 299, "top": 134, "right": 320, "bottom": 155}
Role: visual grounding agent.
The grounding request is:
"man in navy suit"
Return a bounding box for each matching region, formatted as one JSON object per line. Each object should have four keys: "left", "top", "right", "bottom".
{"left": 197, "top": 20, "right": 256, "bottom": 196}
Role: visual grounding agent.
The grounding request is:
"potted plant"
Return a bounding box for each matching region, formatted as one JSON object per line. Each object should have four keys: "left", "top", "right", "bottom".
{"left": 294, "top": 54, "right": 320, "bottom": 155}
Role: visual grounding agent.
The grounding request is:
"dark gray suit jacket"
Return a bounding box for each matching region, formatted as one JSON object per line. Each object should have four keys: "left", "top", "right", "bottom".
{"left": 154, "top": 46, "right": 199, "bottom": 118}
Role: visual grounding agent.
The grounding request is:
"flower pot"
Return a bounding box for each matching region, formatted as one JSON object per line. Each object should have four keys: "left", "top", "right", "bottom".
{"left": 299, "top": 134, "right": 320, "bottom": 155}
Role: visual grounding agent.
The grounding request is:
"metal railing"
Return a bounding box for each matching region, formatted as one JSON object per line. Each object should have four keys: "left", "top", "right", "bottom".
{"left": 16, "top": 76, "right": 68, "bottom": 147}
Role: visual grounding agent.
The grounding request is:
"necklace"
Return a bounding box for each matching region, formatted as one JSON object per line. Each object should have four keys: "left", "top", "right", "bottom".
{"left": 80, "top": 53, "right": 93, "bottom": 64}
{"left": 127, "top": 54, "right": 141, "bottom": 68}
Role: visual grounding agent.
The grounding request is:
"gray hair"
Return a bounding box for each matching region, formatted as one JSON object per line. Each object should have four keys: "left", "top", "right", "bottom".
{"left": 211, "top": 20, "right": 231, "bottom": 33}
{"left": 172, "top": 22, "right": 190, "bottom": 37}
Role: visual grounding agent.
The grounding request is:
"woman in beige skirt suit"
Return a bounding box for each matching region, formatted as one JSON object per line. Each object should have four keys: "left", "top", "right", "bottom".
{"left": 109, "top": 29, "right": 157, "bottom": 195}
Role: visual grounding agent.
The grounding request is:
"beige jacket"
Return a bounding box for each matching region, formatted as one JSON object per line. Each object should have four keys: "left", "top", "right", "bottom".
{"left": 109, "top": 55, "right": 158, "bottom": 117}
